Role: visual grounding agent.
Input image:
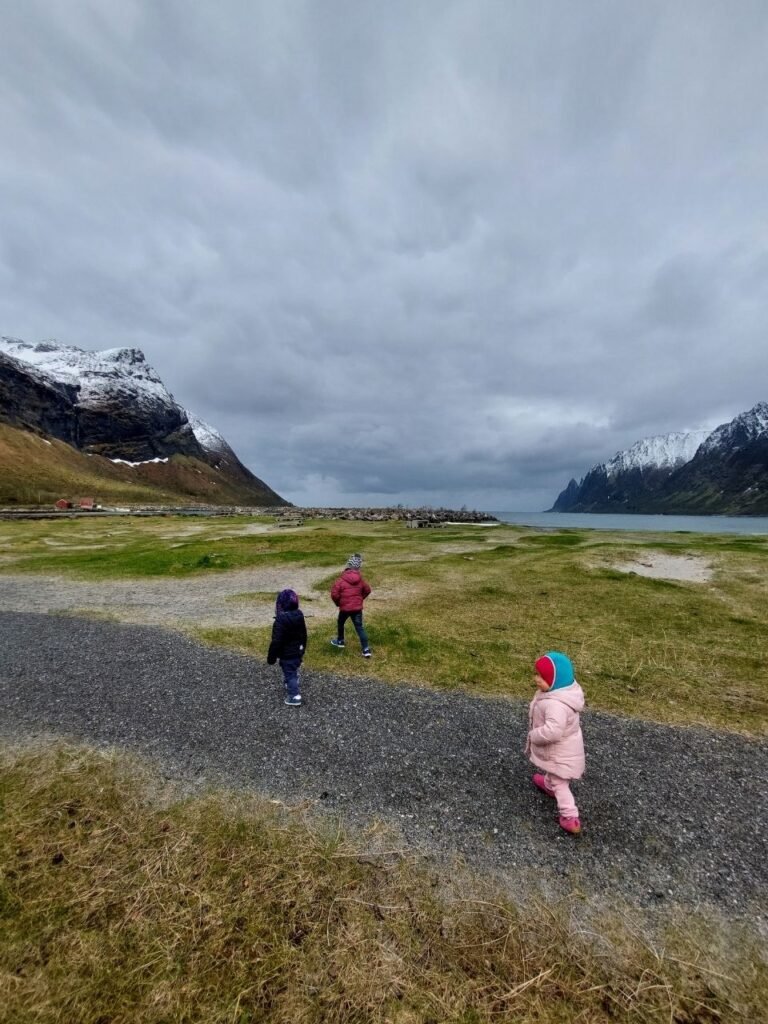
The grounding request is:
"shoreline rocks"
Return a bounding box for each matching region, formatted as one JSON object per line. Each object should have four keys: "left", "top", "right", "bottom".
{"left": 0, "top": 504, "right": 499, "bottom": 524}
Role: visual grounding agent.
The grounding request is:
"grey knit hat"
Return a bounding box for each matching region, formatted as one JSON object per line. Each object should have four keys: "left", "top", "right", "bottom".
{"left": 346, "top": 553, "right": 362, "bottom": 569}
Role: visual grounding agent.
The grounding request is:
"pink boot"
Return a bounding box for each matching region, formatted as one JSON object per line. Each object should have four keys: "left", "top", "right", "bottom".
{"left": 559, "top": 816, "right": 581, "bottom": 835}
{"left": 532, "top": 773, "right": 555, "bottom": 797}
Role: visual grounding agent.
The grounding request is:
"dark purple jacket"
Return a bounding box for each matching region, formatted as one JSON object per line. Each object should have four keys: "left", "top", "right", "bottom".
{"left": 267, "top": 609, "right": 307, "bottom": 663}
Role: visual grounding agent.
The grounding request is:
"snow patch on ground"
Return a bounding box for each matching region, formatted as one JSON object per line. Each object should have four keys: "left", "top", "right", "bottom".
{"left": 110, "top": 457, "right": 169, "bottom": 467}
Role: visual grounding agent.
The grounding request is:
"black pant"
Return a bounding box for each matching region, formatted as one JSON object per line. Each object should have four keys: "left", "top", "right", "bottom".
{"left": 337, "top": 610, "right": 369, "bottom": 650}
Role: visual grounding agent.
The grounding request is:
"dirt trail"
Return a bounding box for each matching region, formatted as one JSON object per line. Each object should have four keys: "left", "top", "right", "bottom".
{"left": 1, "top": 610, "right": 766, "bottom": 924}
{"left": 0, "top": 569, "right": 337, "bottom": 628}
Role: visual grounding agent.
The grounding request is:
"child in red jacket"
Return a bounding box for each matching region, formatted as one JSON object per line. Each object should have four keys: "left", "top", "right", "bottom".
{"left": 330, "top": 553, "right": 372, "bottom": 657}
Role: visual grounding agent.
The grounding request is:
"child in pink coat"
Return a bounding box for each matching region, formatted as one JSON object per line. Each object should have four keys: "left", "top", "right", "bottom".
{"left": 526, "top": 651, "right": 585, "bottom": 834}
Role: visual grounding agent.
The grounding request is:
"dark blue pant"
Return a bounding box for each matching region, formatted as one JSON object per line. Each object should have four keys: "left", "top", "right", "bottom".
{"left": 280, "top": 656, "right": 302, "bottom": 699}
{"left": 337, "top": 610, "right": 369, "bottom": 650}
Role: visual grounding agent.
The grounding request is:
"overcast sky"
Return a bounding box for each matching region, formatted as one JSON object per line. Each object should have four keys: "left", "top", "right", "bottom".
{"left": 2, "top": 1, "right": 767, "bottom": 510}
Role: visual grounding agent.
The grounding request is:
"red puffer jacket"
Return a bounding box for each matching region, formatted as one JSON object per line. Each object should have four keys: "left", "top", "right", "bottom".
{"left": 330, "top": 569, "right": 371, "bottom": 612}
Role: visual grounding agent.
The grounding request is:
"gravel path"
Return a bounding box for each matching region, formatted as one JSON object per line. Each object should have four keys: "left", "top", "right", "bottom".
{"left": 0, "top": 570, "right": 336, "bottom": 628}
{"left": 1, "top": 610, "right": 766, "bottom": 923}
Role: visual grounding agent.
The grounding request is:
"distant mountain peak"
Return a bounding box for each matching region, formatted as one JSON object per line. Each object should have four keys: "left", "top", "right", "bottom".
{"left": 604, "top": 429, "right": 710, "bottom": 476}
{"left": 698, "top": 402, "right": 768, "bottom": 456}
{"left": 549, "top": 403, "right": 768, "bottom": 515}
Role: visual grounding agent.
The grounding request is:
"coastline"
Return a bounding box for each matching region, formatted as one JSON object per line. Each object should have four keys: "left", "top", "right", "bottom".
{"left": 490, "top": 510, "right": 768, "bottom": 535}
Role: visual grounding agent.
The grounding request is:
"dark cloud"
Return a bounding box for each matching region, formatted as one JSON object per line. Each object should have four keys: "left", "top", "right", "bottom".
{"left": 1, "top": 1, "right": 767, "bottom": 509}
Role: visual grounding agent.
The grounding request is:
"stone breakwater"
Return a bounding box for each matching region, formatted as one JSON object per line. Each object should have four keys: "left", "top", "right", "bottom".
{"left": 277, "top": 506, "right": 499, "bottom": 524}
{"left": 1, "top": 504, "right": 499, "bottom": 523}
{"left": 127, "top": 504, "right": 498, "bottom": 524}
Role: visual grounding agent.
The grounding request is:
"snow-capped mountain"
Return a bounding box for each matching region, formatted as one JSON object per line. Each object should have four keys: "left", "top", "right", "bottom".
{"left": 0, "top": 336, "right": 237, "bottom": 462}
{"left": 0, "top": 336, "right": 286, "bottom": 505}
{"left": 0, "top": 337, "right": 173, "bottom": 406}
{"left": 0, "top": 336, "right": 200, "bottom": 459}
{"left": 604, "top": 430, "right": 710, "bottom": 476}
{"left": 697, "top": 402, "right": 768, "bottom": 457}
{"left": 550, "top": 405, "right": 768, "bottom": 515}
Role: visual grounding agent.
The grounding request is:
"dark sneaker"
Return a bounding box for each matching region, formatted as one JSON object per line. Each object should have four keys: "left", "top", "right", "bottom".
{"left": 330, "top": 638, "right": 345, "bottom": 649}
{"left": 362, "top": 648, "right": 372, "bottom": 658}
{"left": 284, "top": 695, "right": 302, "bottom": 707}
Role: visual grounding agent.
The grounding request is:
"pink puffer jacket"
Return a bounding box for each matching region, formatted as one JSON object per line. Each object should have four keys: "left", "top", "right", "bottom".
{"left": 525, "top": 682, "right": 585, "bottom": 779}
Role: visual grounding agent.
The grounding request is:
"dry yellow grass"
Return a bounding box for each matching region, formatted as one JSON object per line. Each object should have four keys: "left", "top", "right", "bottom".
{"left": 1, "top": 743, "right": 764, "bottom": 1023}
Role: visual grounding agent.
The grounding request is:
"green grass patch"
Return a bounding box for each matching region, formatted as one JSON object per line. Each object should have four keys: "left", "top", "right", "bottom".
{"left": 0, "top": 516, "right": 360, "bottom": 578}
{"left": 196, "top": 626, "right": 268, "bottom": 657}
{"left": 225, "top": 591, "right": 317, "bottom": 604}
{"left": 1, "top": 743, "right": 764, "bottom": 1024}
{"left": 4, "top": 516, "right": 768, "bottom": 732}
{"left": 519, "top": 532, "right": 588, "bottom": 547}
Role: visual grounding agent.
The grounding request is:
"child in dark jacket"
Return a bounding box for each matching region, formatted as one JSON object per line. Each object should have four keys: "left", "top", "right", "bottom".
{"left": 330, "top": 553, "right": 372, "bottom": 657}
{"left": 267, "top": 589, "right": 307, "bottom": 707}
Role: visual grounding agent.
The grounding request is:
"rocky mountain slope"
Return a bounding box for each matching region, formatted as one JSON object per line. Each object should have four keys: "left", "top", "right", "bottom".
{"left": 0, "top": 337, "right": 286, "bottom": 506}
{"left": 550, "top": 403, "right": 768, "bottom": 515}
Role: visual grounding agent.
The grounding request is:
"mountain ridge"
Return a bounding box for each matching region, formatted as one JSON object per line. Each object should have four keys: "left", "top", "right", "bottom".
{"left": 550, "top": 404, "right": 768, "bottom": 515}
{"left": 0, "top": 336, "right": 286, "bottom": 506}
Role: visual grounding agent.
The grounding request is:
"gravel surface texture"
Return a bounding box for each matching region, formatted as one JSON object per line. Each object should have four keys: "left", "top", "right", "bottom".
{"left": 1, "top": 610, "right": 766, "bottom": 923}
{"left": 0, "top": 570, "right": 334, "bottom": 628}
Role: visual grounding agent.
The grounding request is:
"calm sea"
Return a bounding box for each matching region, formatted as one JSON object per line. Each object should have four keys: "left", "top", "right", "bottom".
{"left": 487, "top": 511, "right": 768, "bottom": 535}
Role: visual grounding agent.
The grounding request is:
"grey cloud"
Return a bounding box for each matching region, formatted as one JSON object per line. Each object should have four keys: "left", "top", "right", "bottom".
{"left": 643, "top": 256, "right": 720, "bottom": 331}
{"left": 1, "top": 1, "right": 767, "bottom": 509}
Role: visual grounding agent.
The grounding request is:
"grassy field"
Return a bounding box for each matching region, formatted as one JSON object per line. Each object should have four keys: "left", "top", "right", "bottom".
{"left": 1, "top": 514, "right": 767, "bottom": 733}
{"left": 2, "top": 519, "right": 767, "bottom": 1020}
{"left": 1, "top": 743, "right": 764, "bottom": 1024}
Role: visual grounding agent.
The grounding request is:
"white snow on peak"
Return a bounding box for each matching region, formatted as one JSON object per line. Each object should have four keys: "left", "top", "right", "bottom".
{"left": 0, "top": 341, "right": 63, "bottom": 389}
{"left": 187, "top": 413, "right": 232, "bottom": 457}
{"left": 604, "top": 429, "right": 710, "bottom": 476}
{"left": 1, "top": 335, "right": 242, "bottom": 463}
{"left": 698, "top": 402, "right": 768, "bottom": 456}
{"left": 0, "top": 336, "right": 175, "bottom": 408}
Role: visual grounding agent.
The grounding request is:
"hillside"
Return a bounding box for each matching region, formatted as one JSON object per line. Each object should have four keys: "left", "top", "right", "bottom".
{"left": 0, "top": 423, "right": 286, "bottom": 507}
{"left": 0, "top": 338, "right": 287, "bottom": 507}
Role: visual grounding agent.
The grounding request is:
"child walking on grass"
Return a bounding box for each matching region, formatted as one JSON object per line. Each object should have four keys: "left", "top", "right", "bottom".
{"left": 330, "top": 553, "right": 372, "bottom": 657}
{"left": 267, "top": 589, "right": 307, "bottom": 707}
{"left": 526, "top": 651, "right": 585, "bottom": 834}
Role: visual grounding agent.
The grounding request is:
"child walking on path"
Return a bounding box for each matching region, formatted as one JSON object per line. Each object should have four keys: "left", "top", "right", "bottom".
{"left": 330, "top": 554, "right": 372, "bottom": 657}
{"left": 526, "top": 651, "right": 585, "bottom": 834}
{"left": 267, "top": 589, "right": 307, "bottom": 707}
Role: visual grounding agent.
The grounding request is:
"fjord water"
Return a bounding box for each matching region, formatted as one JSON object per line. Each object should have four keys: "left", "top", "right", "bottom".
{"left": 489, "top": 511, "right": 768, "bottom": 535}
